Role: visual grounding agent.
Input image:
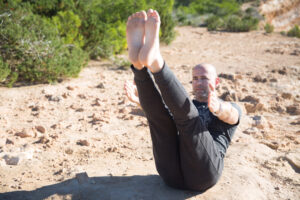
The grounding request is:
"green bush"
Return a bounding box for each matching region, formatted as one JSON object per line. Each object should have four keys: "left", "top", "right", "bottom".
{"left": 206, "top": 14, "right": 258, "bottom": 32}
{"left": 0, "top": 9, "right": 87, "bottom": 86}
{"left": 287, "top": 25, "right": 300, "bottom": 38}
{"left": 0, "top": 57, "right": 10, "bottom": 82}
{"left": 264, "top": 23, "right": 274, "bottom": 33}
{"left": 51, "top": 10, "right": 84, "bottom": 47}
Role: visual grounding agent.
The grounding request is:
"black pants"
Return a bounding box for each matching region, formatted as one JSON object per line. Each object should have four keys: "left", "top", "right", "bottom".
{"left": 132, "top": 63, "right": 224, "bottom": 192}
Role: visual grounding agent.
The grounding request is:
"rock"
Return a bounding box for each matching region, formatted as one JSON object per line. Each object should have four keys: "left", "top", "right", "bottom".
{"left": 75, "top": 172, "right": 89, "bottom": 184}
{"left": 34, "top": 136, "right": 50, "bottom": 144}
{"left": 269, "top": 78, "right": 277, "bottom": 82}
{"left": 253, "top": 75, "right": 267, "bottom": 83}
{"left": 36, "top": 126, "right": 46, "bottom": 133}
{"left": 262, "top": 141, "right": 279, "bottom": 150}
{"left": 281, "top": 92, "right": 292, "bottom": 99}
{"left": 244, "top": 103, "right": 264, "bottom": 114}
{"left": 75, "top": 108, "right": 84, "bottom": 112}
{"left": 77, "top": 140, "right": 89, "bottom": 146}
{"left": 219, "top": 73, "right": 235, "bottom": 81}
{"left": 6, "top": 139, "right": 14, "bottom": 145}
{"left": 66, "top": 86, "right": 74, "bottom": 90}
{"left": 15, "top": 130, "right": 31, "bottom": 138}
{"left": 271, "top": 104, "right": 285, "bottom": 113}
{"left": 235, "top": 74, "right": 243, "bottom": 80}
{"left": 243, "top": 127, "right": 259, "bottom": 135}
{"left": 285, "top": 149, "right": 300, "bottom": 171}
{"left": 286, "top": 104, "right": 300, "bottom": 115}
{"left": 65, "top": 148, "right": 73, "bottom": 155}
{"left": 96, "top": 83, "right": 105, "bottom": 89}
{"left": 220, "top": 91, "right": 237, "bottom": 101}
{"left": 45, "top": 95, "right": 62, "bottom": 102}
{"left": 241, "top": 95, "right": 260, "bottom": 103}
{"left": 77, "top": 94, "right": 86, "bottom": 99}
{"left": 252, "top": 115, "right": 267, "bottom": 129}
{"left": 3, "top": 155, "right": 19, "bottom": 165}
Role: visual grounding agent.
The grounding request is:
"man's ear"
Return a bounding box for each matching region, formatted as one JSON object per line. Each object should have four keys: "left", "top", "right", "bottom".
{"left": 215, "top": 77, "right": 220, "bottom": 86}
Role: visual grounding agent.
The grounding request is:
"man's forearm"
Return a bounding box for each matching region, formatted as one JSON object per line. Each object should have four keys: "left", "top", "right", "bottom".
{"left": 215, "top": 101, "right": 239, "bottom": 125}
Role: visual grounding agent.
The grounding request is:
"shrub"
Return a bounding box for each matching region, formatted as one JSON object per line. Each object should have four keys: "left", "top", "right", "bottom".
{"left": 0, "top": 57, "right": 10, "bottom": 82}
{"left": 51, "top": 10, "right": 84, "bottom": 47}
{"left": 264, "top": 23, "right": 274, "bottom": 33}
{"left": 225, "top": 15, "right": 258, "bottom": 32}
{"left": 287, "top": 25, "right": 300, "bottom": 38}
{"left": 0, "top": 9, "right": 87, "bottom": 86}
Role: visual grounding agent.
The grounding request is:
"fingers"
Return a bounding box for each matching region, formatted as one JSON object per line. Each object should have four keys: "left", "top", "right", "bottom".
{"left": 208, "top": 83, "right": 215, "bottom": 92}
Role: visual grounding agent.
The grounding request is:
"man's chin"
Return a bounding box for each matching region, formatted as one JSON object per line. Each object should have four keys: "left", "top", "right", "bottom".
{"left": 195, "top": 95, "right": 208, "bottom": 102}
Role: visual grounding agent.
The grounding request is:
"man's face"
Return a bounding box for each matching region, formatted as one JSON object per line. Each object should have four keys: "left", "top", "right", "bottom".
{"left": 192, "top": 65, "right": 217, "bottom": 102}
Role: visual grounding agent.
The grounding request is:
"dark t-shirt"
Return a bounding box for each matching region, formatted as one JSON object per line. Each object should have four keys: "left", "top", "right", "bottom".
{"left": 192, "top": 100, "right": 242, "bottom": 156}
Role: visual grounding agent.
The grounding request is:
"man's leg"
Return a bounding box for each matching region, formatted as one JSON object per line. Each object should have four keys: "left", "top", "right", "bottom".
{"left": 139, "top": 10, "right": 222, "bottom": 191}
{"left": 127, "top": 11, "right": 184, "bottom": 189}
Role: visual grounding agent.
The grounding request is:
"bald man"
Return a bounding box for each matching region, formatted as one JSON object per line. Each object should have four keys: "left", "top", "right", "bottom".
{"left": 125, "top": 10, "right": 241, "bottom": 192}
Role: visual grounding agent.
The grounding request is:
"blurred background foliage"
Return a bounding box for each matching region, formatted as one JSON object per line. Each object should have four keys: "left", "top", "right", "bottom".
{"left": 0, "top": 0, "right": 297, "bottom": 86}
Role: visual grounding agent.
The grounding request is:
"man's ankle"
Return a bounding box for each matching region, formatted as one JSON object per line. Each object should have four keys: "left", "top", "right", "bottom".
{"left": 149, "top": 54, "right": 164, "bottom": 73}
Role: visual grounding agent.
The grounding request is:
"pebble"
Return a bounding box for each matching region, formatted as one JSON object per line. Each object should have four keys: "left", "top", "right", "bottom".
{"left": 75, "top": 172, "right": 89, "bottom": 184}
{"left": 77, "top": 140, "right": 89, "bottom": 146}
{"left": 285, "top": 149, "right": 300, "bottom": 171}
{"left": 281, "top": 92, "right": 292, "bottom": 100}
{"left": 66, "top": 86, "right": 74, "bottom": 90}
{"left": 15, "top": 130, "right": 31, "bottom": 138}
{"left": 36, "top": 126, "right": 46, "bottom": 133}
{"left": 3, "top": 155, "right": 19, "bottom": 165}
{"left": 286, "top": 104, "right": 300, "bottom": 115}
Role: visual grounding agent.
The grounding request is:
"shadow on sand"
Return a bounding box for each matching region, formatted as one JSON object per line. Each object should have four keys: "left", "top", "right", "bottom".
{"left": 0, "top": 175, "right": 200, "bottom": 200}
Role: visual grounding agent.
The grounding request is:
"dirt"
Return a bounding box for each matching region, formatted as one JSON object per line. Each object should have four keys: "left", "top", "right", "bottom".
{"left": 0, "top": 26, "right": 299, "bottom": 200}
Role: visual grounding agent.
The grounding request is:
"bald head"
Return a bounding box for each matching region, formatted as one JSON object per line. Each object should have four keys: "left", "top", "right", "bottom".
{"left": 192, "top": 63, "right": 217, "bottom": 80}
{"left": 192, "top": 63, "right": 219, "bottom": 102}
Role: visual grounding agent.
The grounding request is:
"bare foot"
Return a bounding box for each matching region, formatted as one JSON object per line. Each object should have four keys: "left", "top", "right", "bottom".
{"left": 124, "top": 80, "right": 140, "bottom": 106}
{"left": 139, "top": 9, "right": 164, "bottom": 73}
{"left": 126, "top": 11, "right": 147, "bottom": 70}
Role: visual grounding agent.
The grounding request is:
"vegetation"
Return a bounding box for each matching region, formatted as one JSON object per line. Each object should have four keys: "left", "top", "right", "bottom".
{"left": 174, "top": 0, "right": 261, "bottom": 32}
{"left": 287, "top": 25, "right": 300, "bottom": 38}
{"left": 0, "top": 0, "right": 175, "bottom": 86}
{"left": 264, "top": 23, "right": 274, "bottom": 33}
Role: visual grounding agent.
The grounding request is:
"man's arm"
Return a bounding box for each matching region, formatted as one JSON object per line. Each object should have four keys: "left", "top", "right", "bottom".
{"left": 208, "top": 84, "right": 239, "bottom": 125}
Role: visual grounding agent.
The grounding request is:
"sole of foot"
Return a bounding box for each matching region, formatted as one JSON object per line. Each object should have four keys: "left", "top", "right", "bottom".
{"left": 126, "top": 11, "right": 147, "bottom": 70}
{"left": 139, "top": 9, "right": 164, "bottom": 73}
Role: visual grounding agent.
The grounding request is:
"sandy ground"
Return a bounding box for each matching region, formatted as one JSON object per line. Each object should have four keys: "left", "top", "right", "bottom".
{"left": 0, "top": 26, "right": 299, "bottom": 200}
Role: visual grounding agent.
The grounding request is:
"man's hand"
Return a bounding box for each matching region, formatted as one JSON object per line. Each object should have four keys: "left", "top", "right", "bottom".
{"left": 208, "top": 83, "right": 239, "bottom": 125}
{"left": 124, "top": 80, "right": 141, "bottom": 107}
{"left": 207, "top": 83, "right": 221, "bottom": 115}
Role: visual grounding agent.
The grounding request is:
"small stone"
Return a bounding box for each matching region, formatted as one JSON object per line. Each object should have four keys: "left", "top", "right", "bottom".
{"left": 253, "top": 75, "right": 267, "bottom": 83}
{"left": 241, "top": 95, "right": 259, "bottom": 103}
{"left": 285, "top": 149, "right": 300, "bottom": 171}
{"left": 34, "top": 136, "right": 50, "bottom": 144}
{"left": 75, "top": 108, "right": 84, "bottom": 112}
{"left": 6, "top": 139, "right": 14, "bottom": 145}
{"left": 62, "top": 93, "right": 68, "bottom": 99}
{"left": 65, "top": 148, "right": 73, "bottom": 155}
{"left": 75, "top": 172, "right": 89, "bottom": 184}
{"left": 244, "top": 103, "right": 264, "bottom": 114}
{"left": 252, "top": 115, "right": 267, "bottom": 129}
{"left": 77, "top": 140, "right": 89, "bottom": 146}
{"left": 286, "top": 104, "right": 300, "bottom": 115}
{"left": 219, "top": 73, "right": 235, "bottom": 81}
{"left": 262, "top": 141, "right": 279, "bottom": 150}
{"left": 66, "top": 86, "right": 74, "bottom": 90}
{"left": 36, "top": 126, "right": 46, "bottom": 133}
{"left": 269, "top": 78, "right": 277, "bottom": 82}
{"left": 281, "top": 93, "right": 292, "bottom": 99}
{"left": 243, "top": 127, "right": 258, "bottom": 135}
{"left": 96, "top": 83, "right": 105, "bottom": 89}
{"left": 15, "top": 130, "right": 31, "bottom": 138}
{"left": 3, "top": 155, "right": 19, "bottom": 165}
{"left": 77, "top": 94, "right": 86, "bottom": 99}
